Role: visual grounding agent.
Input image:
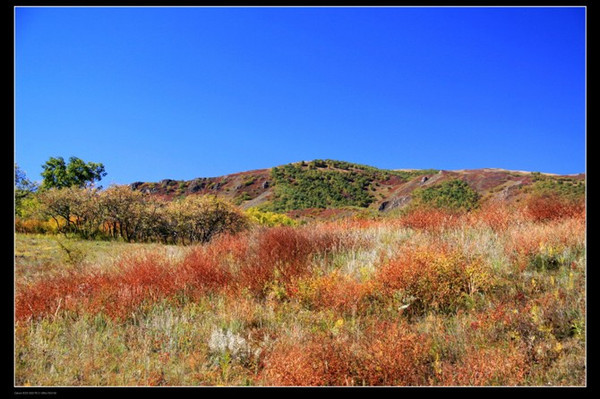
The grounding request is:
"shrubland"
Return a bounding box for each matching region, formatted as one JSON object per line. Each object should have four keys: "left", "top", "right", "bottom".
{"left": 265, "top": 160, "right": 435, "bottom": 212}
{"left": 14, "top": 174, "right": 585, "bottom": 386}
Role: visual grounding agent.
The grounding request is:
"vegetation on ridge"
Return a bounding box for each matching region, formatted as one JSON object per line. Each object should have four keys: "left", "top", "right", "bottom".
{"left": 412, "top": 179, "right": 481, "bottom": 211}
{"left": 265, "top": 159, "right": 435, "bottom": 212}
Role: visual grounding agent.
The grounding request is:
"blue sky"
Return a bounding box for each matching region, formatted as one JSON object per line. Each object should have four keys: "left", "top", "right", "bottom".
{"left": 15, "top": 6, "right": 585, "bottom": 185}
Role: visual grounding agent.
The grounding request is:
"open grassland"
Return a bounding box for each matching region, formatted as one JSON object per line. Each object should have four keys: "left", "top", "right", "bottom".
{"left": 14, "top": 202, "right": 586, "bottom": 386}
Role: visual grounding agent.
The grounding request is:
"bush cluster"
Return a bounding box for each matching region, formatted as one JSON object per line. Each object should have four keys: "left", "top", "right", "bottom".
{"left": 244, "top": 208, "right": 297, "bottom": 227}
{"left": 32, "top": 185, "right": 248, "bottom": 244}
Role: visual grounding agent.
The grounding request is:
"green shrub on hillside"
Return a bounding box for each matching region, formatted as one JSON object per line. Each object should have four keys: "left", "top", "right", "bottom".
{"left": 267, "top": 163, "right": 374, "bottom": 211}
{"left": 412, "top": 179, "right": 480, "bottom": 211}
{"left": 530, "top": 174, "right": 585, "bottom": 201}
{"left": 234, "top": 192, "right": 253, "bottom": 205}
{"left": 266, "top": 160, "right": 435, "bottom": 212}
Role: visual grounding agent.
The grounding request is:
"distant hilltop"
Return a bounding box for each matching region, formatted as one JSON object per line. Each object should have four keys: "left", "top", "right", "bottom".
{"left": 129, "top": 159, "right": 585, "bottom": 219}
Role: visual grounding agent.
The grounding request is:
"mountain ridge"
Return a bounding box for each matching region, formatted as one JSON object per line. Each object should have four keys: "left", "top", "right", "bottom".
{"left": 129, "top": 159, "right": 585, "bottom": 219}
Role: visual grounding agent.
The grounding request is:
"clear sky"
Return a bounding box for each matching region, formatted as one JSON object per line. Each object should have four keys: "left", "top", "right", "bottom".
{"left": 15, "top": 6, "right": 586, "bottom": 185}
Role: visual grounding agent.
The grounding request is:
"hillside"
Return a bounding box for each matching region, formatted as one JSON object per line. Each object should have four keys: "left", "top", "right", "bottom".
{"left": 129, "top": 160, "right": 585, "bottom": 219}
{"left": 16, "top": 160, "right": 587, "bottom": 386}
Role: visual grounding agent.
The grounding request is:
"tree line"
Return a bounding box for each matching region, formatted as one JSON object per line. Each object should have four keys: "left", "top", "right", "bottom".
{"left": 20, "top": 185, "right": 248, "bottom": 244}
{"left": 15, "top": 157, "right": 247, "bottom": 244}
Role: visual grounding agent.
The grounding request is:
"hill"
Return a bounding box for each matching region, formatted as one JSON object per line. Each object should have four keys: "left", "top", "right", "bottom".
{"left": 129, "top": 160, "right": 585, "bottom": 219}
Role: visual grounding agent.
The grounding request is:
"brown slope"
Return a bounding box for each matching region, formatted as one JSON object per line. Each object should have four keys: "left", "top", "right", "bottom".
{"left": 376, "top": 168, "right": 584, "bottom": 213}
{"left": 129, "top": 168, "right": 274, "bottom": 207}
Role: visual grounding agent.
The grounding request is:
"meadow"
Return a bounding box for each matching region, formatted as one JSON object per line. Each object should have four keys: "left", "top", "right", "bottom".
{"left": 14, "top": 199, "right": 585, "bottom": 386}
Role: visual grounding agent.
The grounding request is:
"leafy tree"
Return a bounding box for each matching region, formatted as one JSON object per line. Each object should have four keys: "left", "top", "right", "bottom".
{"left": 15, "top": 164, "right": 38, "bottom": 216}
{"left": 165, "top": 195, "right": 248, "bottom": 244}
{"left": 66, "top": 187, "right": 103, "bottom": 239}
{"left": 34, "top": 185, "right": 249, "bottom": 243}
{"left": 37, "top": 187, "right": 104, "bottom": 237}
{"left": 41, "top": 156, "right": 106, "bottom": 190}
{"left": 37, "top": 187, "right": 79, "bottom": 235}
{"left": 100, "top": 185, "right": 146, "bottom": 241}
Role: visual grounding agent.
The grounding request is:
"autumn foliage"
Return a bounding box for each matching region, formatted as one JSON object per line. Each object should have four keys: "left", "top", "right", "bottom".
{"left": 15, "top": 192, "right": 585, "bottom": 386}
{"left": 375, "top": 244, "right": 491, "bottom": 315}
{"left": 261, "top": 321, "right": 432, "bottom": 386}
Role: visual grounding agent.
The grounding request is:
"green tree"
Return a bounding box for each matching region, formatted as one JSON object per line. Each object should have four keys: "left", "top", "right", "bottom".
{"left": 41, "top": 156, "right": 106, "bottom": 190}
{"left": 15, "top": 164, "right": 38, "bottom": 216}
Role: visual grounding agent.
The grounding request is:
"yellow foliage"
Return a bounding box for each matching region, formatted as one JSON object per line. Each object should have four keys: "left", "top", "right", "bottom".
{"left": 15, "top": 217, "right": 61, "bottom": 234}
{"left": 245, "top": 208, "right": 297, "bottom": 227}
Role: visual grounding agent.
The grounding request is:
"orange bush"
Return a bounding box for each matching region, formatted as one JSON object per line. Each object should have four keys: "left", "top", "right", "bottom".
{"left": 15, "top": 218, "right": 59, "bottom": 234}
{"left": 470, "top": 202, "right": 521, "bottom": 231}
{"left": 357, "top": 322, "right": 433, "bottom": 386}
{"left": 291, "top": 271, "right": 373, "bottom": 315}
{"left": 504, "top": 216, "right": 585, "bottom": 272}
{"left": 399, "top": 208, "right": 463, "bottom": 231}
{"left": 438, "top": 343, "right": 529, "bottom": 386}
{"left": 375, "top": 245, "right": 490, "bottom": 315}
{"left": 261, "top": 322, "right": 432, "bottom": 386}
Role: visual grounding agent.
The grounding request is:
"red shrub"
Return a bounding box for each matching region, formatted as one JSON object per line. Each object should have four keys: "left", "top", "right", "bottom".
{"left": 399, "top": 208, "right": 462, "bottom": 231}
{"left": 16, "top": 251, "right": 178, "bottom": 321}
{"left": 238, "top": 227, "right": 315, "bottom": 295}
{"left": 178, "top": 247, "right": 232, "bottom": 299}
{"left": 15, "top": 273, "right": 85, "bottom": 322}
{"left": 525, "top": 195, "right": 585, "bottom": 222}
{"left": 258, "top": 227, "right": 314, "bottom": 275}
{"left": 204, "top": 233, "right": 250, "bottom": 265}
{"left": 471, "top": 202, "right": 519, "bottom": 231}
{"left": 87, "top": 253, "right": 177, "bottom": 319}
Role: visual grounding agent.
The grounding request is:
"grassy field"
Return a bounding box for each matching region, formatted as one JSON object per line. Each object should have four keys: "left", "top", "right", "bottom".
{"left": 14, "top": 203, "right": 586, "bottom": 386}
